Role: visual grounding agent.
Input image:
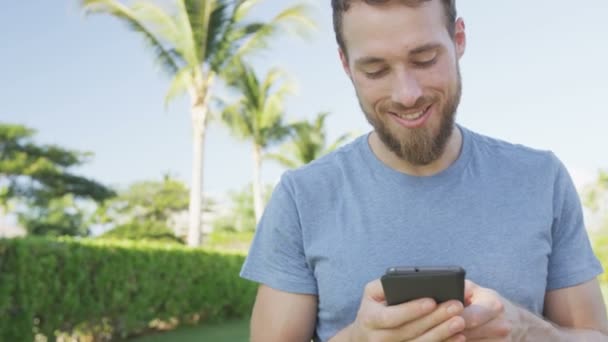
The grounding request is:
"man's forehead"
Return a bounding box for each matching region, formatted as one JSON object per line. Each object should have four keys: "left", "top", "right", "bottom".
{"left": 342, "top": 1, "right": 448, "bottom": 58}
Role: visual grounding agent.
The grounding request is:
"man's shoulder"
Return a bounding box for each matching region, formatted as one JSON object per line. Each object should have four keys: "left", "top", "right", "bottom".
{"left": 466, "top": 127, "right": 559, "bottom": 168}
{"left": 280, "top": 134, "right": 367, "bottom": 191}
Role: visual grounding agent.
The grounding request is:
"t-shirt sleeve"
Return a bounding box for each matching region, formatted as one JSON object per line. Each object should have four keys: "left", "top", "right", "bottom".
{"left": 240, "top": 172, "right": 318, "bottom": 295}
{"left": 546, "top": 154, "right": 604, "bottom": 291}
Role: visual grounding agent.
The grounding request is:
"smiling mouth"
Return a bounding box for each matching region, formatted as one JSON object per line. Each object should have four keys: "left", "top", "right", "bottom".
{"left": 390, "top": 104, "right": 432, "bottom": 121}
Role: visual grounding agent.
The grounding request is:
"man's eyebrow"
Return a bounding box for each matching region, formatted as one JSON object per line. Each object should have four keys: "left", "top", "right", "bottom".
{"left": 354, "top": 43, "right": 443, "bottom": 66}
{"left": 354, "top": 57, "right": 386, "bottom": 67}
{"left": 409, "top": 43, "right": 442, "bottom": 55}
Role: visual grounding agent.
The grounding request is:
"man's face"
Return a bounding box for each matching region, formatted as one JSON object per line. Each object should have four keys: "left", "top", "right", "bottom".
{"left": 339, "top": 0, "right": 466, "bottom": 165}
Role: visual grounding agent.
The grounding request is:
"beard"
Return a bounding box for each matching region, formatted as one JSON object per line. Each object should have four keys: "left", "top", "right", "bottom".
{"left": 359, "top": 67, "right": 462, "bottom": 166}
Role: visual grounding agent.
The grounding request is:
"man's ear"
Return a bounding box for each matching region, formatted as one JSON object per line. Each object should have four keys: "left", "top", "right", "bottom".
{"left": 338, "top": 48, "right": 352, "bottom": 77}
{"left": 454, "top": 18, "right": 466, "bottom": 59}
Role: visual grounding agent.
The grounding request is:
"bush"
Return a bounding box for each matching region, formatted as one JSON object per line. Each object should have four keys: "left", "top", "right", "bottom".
{"left": 207, "top": 230, "right": 255, "bottom": 251}
{"left": 97, "top": 220, "right": 184, "bottom": 245}
{"left": 0, "top": 237, "right": 256, "bottom": 341}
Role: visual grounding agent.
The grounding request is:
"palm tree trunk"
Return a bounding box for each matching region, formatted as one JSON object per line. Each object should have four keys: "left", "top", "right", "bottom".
{"left": 187, "top": 102, "right": 208, "bottom": 247}
{"left": 252, "top": 143, "right": 264, "bottom": 224}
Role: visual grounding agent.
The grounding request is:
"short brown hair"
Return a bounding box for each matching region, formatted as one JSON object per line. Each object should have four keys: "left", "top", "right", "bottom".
{"left": 332, "top": 0, "right": 457, "bottom": 57}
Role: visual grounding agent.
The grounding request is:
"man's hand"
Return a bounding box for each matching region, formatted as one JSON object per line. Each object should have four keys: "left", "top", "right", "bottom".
{"left": 461, "top": 280, "right": 523, "bottom": 341}
{"left": 347, "top": 279, "right": 466, "bottom": 342}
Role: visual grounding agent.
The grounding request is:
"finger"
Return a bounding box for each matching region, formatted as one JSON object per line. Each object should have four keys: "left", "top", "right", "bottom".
{"left": 461, "top": 290, "right": 504, "bottom": 329}
{"left": 443, "top": 333, "right": 466, "bottom": 342}
{"left": 366, "top": 297, "right": 437, "bottom": 329}
{"left": 397, "top": 300, "right": 464, "bottom": 341}
{"left": 463, "top": 316, "right": 511, "bottom": 340}
{"left": 412, "top": 315, "right": 466, "bottom": 342}
{"left": 465, "top": 279, "right": 478, "bottom": 301}
{"left": 363, "top": 279, "right": 387, "bottom": 302}
{"left": 464, "top": 280, "right": 478, "bottom": 307}
{"left": 362, "top": 279, "right": 440, "bottom": 329}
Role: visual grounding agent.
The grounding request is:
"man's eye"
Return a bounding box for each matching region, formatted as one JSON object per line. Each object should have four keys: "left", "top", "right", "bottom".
{"left": 413, "top": 58, "right": 437, "bottom": 68}
{"left": 364, "top": 68, "right": 388, "bottom": 79}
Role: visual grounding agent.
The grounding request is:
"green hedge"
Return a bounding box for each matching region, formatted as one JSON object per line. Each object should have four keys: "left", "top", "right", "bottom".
{"left": 0, "top": 237, "right": 257, "bottom": 341}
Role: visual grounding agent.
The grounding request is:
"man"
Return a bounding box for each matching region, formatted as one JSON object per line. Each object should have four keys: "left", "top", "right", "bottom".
{"left": 240, "top": 0, "right": 608, "bottom": 341}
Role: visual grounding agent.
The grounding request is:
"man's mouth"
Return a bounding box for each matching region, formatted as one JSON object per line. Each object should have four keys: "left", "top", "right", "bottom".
{"left": 389, "top": 104, "right": 433, "bottom": 128}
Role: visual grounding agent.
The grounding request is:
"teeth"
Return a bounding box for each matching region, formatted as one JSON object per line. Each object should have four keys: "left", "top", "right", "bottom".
{"left": 398, "top": 111, "right": 424, "bottom": 120}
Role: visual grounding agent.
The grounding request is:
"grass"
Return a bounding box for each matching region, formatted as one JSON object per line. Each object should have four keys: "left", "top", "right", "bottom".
{"left": 129, "top": 284, "right": 608, "bottom": 341}
{"left": 129, "top": 319, "right": 250, "bottom": 342}
{"left": 205, "top": 230, "right": 254, "bottom": 252}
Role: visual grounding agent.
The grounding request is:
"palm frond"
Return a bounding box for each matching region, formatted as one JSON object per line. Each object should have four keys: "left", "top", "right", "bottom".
{"left": 203, "top": 1, "right": 232, "bottom": 63}
{"left": 233, "top": 0, "right": 264, "bottom": 22}
{"left": 262, "top": 68, "right": 287, "bottom": 96}
{"left": 209, "top": 23, "right": 259, "bottom": 73}
{"left": 314, "top": 112, "right": 330, "bottom": 131}
{"left": 271, "top": 4, "right": 317, "bottom": 39}
{"left": 221, "top": 61, "right": 293, "bottom": 150}
{"left": 164, "top": 67, "right": 195, "bottom": 110}
{"left": 131, "top": 1, "right": 180, "bottom": 43}
{"left": 265, "top": 152, "right": 298, "bottom": 169}
{"left": 323, "top": 132, "right": 355, "bottom": 155}
{"left": 221, "top": 99, "right": 254, "bottom": 138}
{"left": 176, "top": 0, "right": 206, "bottom": 67}
{"left": 81, "top": 0, "right": 180, "bottom": 76}
{"left": 233, "top": 3, "right": 316, "bottom": 60}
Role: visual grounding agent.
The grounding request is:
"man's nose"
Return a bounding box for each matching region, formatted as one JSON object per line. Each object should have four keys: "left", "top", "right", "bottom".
{"left": 391, "top": 71, "right": 423, "bottom": 108}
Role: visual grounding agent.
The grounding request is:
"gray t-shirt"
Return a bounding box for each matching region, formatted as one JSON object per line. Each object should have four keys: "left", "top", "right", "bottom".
{"left": 240, "top": 126, "right": 603, "bottom": 342}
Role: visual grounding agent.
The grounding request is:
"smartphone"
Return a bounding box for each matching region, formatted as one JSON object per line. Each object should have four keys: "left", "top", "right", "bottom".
{"left": 380, "top": 266, "right": 466, "bottom": 306}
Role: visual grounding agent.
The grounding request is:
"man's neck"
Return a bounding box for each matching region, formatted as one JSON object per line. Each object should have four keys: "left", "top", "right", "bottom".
{"left": 368, "top": 126, "right": 463, "bottom": 177}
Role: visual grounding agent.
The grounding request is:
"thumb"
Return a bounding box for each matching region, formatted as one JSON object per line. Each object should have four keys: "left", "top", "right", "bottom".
{"left": 464, "top": 279, "right": 478, "bottom": 304}
{"left": 364, "top": 279, "right": 386, "bottom": 303}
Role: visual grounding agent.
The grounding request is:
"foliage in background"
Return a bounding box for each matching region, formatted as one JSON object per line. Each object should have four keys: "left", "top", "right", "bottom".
{"left": 582, "top": 170, "right": 608, "bottom": 285}
{"left": 0, "top": 237, "right": 256, "bottom": 341}
{"left": 583, "top": 170, "right": 608, "bottom": 232}
{"left": 213, "top": 183, "right": 273, "bottom": 233}
{"left": 267, "top": 112, "right": 355, "bottom": 168}
{"left": 17, "top": 194, "right": 91, "bottom": 237}
{"left": 80, "top": 0, "right": 315, "bottom": 246}
{"left": 591, "top": 233, "right": 608, "bottom": 285}
{"left": 0, "top": 123, "right": 114, "bottom": 237}
{"left": 95, "top": 175, "right": 208, "bottom": 243}
{"left": 98, "top": 220, "right": 184, "bottom": 244}
{"left": 96, "top": 174, "right": 189, "bottom": 224}
{"left": 221, "top": 61, "right": 294, "bottom": 223}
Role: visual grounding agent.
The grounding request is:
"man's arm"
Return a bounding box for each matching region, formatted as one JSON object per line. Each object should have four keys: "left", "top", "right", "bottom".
{"left": 524, "top": 278, "right": 608, "bottom": 341}
{"left": 250, "top": 285, "right": 317, "bottom": 342}
{"left": 462, "top": 279, "right": 608, "bottom": 341}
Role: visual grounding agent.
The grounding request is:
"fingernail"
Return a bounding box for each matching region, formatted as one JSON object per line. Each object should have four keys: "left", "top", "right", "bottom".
{"left": 447, "top": 303, "right": 460, "bottom": 315}
{"left": 421, "top": 299, "right": 434, "bottom": 311}
{"left": 449, "top": 319, "right": 463, "bottom": 333}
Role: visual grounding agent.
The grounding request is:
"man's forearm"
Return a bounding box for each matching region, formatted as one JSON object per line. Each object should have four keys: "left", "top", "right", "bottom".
{"left": 519, "top": 307, "right": 607, "bottom": 342}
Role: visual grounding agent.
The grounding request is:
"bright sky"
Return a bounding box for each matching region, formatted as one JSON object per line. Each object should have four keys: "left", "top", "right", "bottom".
{"left": 2, "top": 1, "right": 608, "bottom": 198}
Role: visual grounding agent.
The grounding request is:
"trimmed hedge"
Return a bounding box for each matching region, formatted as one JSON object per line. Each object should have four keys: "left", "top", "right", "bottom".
{"left": 0, "top": 237, "right": 257, "bottom": 341}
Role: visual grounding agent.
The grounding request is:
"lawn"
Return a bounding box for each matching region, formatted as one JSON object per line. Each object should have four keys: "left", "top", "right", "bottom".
{"left": 130, "top": 319, "right": 249, "bottom": 342}
{"left": 130, "top": 285, "right": 608, "bottom": 341}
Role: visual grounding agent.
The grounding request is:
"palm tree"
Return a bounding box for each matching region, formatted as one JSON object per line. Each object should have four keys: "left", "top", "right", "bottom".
{"left": 80, "top": 0, "right": 315, "bottom": 246}
{"left": 220, "top": 62, "right": 293, "bottom": 223}
{"left": 267, "top": 112, "right": 354, "bottom": 168}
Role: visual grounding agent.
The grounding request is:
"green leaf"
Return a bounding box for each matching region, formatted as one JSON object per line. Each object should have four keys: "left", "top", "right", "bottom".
{"left": 81, "top": 0, "right": 181, "bottom": 76}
